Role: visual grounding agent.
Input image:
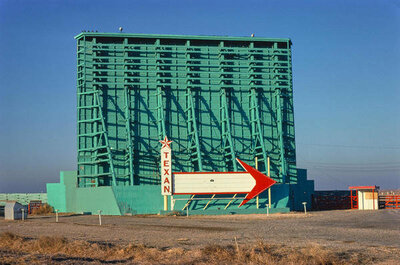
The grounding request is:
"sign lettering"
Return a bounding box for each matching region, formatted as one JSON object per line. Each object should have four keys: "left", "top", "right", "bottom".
{"left": 160, "top": 136, "right": 172, "bottom": 195}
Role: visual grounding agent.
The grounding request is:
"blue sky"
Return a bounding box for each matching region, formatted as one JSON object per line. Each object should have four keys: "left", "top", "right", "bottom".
{"left": 0, "top": 0, "right": 399, "bottom": 192}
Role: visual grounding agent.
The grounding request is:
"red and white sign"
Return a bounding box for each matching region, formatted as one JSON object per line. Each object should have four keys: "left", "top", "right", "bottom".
{"left": 160, "top": 136, "right": 172, "bottom": 195}
{"left": 173, "top": 158, "right": 276, "bottom": 207}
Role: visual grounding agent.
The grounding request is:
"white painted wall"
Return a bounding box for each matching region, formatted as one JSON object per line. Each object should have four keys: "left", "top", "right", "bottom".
{"left": 173, "top": 172, "right": 255, "bottom": 194}
{"left": 358, "top": 190, "right": 378, "bottom": 210}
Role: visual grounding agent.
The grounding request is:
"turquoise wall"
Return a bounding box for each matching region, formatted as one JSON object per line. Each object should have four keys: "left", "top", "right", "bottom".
{"left": 47, "top": 169, "right": 314, "bottom": 215}
{"left": 113, "top": 186, "right": 164, "bottom": 215}
{"left": 75, "top": 187, "right": 121, "bottom": 215}
{"left": 290, "top": 169, "right": 315, "bottom": 211}
{"left": 46, "top": 183, "right": 66, "bottom": 211}
{"left": 0, "top": 193, "right": 47, "bottom": 206}
{"left": 46, "top": 171, "right": 76, "bottom": 212}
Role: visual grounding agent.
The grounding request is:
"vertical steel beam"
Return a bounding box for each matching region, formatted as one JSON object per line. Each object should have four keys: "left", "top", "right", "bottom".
{"left": 286, "top": 40, "right": 296, "bottom": 183}
{"left": 123, "top": 38, "right": 134, "bottom": 186}
{"left": 76, "top": 36, "right": 84, "bottom": 186}
{"left": 155, "top": 39, "right": 167, "bottom": 139}
{"left": 95, "top": 92, "right": 117, "bottom": 186}
{"left": 275, "top": 89, "right": 286, "bottom": 178}
{"left": 248, "top": 42, "right": 268, "bottom": 174}
{"left": 220, "top": 88, "right": 238, "bottom": 171}
{"left": 185, "top": 40, "right": 203, "bottom": 171}
{"left": 273, "top": 43, "right": 287, "bottom": 182}
{"left": 92, "top": 38, "right": 99, "bottom": 185}
{"left": 77, "top": 36, "right": 101, "bottom": 187}
{"left": 219, "top": 41, "right": 237, "bottom": 171}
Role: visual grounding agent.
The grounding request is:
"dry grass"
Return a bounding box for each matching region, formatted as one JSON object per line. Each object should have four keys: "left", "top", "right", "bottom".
{"left": 30, "top": 203, "right": 54, "bottom": 215}
{"left": 0, "top": 232, "right": 376, "bottom": 264}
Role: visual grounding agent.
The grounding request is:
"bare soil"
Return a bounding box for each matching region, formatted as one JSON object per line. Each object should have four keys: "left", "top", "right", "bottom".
{"left": 0, "top": 209, "right": 399, "bottom": 264}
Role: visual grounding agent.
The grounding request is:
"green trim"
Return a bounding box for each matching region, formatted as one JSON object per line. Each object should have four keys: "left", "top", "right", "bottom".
{"left": 75, "top": 32, "right": 291, "bottom": 44}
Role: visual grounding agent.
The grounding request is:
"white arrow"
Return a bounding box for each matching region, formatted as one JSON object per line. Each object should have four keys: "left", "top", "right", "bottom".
{"left": 172, "top": 159, "right": 276, "bottom": 207}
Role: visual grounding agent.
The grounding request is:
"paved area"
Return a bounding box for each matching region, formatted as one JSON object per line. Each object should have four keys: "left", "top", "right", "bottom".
{"left": 1, "top": 209, "right": 399, "bottom": 252}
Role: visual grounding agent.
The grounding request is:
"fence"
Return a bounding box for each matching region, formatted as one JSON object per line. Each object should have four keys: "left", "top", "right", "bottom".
{"left": 379, "top": 195, "right": 400, "bottom": 209}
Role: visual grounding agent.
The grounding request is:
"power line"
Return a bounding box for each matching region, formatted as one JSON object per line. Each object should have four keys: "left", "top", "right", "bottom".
{"left": 299, "top": 161, "right": 400, "bottom": 166}
{"left": 307, "top": 166, "right": 400, "bottom": 172}
{"left": 297, "top": 142, "right": 400, "bottom": 150}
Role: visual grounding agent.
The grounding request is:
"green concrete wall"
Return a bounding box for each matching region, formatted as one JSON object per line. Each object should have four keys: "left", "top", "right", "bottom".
{"left": 0, "top": 193, "right": 47, "bottom": 206}
{"left": 46, "top": 171, "right": 77, "bottom": 212}
{"left": 169, "top": 184, "right": 291, "bottom": 215}
{"left": 112, "top": 186, "right": 164, "bottom": 215}
{"left": 47, "top": 171, "right": 121, "bottom": 215}
{"left": 47, "top": 171, "right": 296, "bottom": 215}
{"left": 290, "top": 168, "right": 315, "bottom": 211}
{"left": 47, "top": 169, "right": 314, "bottom": 215}
{"left": 75, "top": 187, "right": 121, "bottom": 215}
{"left": 46, "top": 183, "right": 66, "bottom": 211}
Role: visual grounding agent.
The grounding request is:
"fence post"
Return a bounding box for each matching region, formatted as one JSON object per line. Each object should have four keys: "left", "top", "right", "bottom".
{"left": 302, "top": 202, "right": 307, "bottom": 215}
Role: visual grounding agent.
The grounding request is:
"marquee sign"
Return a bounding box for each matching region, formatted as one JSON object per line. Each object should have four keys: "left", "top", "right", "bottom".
{"left": 173, "top": 159, "right": 276, "bottom": 207}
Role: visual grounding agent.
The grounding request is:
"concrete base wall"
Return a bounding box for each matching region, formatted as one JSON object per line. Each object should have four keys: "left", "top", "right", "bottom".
{"left": 0, "top": 193, "right": 47, "bottom": 206}
{"left": 47, "top": 170, "right": 314, "bottom": 215}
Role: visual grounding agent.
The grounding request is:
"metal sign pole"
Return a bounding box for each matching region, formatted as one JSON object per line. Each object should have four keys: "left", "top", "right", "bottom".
{"left": 255, "top": 157, "right": 259, "bottom": 209}
{"left": 268, "top": 157, "right": 271, "bottom": 209}
{"left": 164, "top": 195, "right": 168, "bottom": 211}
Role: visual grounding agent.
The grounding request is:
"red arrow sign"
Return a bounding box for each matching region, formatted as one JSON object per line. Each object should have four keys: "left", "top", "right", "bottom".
{"left": 236, "top": 158, "right": 276, "bottom": 207}
{"left": 172, "top": 158, "right": 276, "bottom": 207}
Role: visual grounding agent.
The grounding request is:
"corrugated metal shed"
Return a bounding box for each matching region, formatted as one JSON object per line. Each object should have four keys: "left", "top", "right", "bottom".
{"left": 5, "top": 201, "right": 28, "bottom": 220}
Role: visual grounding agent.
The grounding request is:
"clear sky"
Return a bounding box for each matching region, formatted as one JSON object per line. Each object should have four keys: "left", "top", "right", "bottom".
{"left": 0, "top": 0, "right": 399, "bottom": 193}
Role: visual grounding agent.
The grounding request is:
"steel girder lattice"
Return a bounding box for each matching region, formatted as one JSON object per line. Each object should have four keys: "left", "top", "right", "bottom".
{"left": 75, "top": 33, "right": 297, "bottom": 187}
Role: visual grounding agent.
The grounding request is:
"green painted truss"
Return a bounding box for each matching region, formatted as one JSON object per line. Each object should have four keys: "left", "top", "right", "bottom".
{"left": 75, "top": 33, "right": 297, "bottom": 187}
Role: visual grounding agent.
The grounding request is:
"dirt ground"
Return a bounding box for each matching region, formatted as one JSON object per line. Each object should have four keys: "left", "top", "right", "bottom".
{"left": 0, "top": 209, "right": 399, "bottom": 264}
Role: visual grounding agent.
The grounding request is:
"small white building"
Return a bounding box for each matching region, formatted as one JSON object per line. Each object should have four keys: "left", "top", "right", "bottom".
{"left": 349, "top": 186, "right": 379, "bottom": 210}
{"left": 5, "top": 201, "right": 28, "bottom": 220}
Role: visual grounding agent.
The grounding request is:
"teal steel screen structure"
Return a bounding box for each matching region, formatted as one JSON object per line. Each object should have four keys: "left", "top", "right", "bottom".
{"left": 75, "top": 33, "right": 297, "bottom": 188}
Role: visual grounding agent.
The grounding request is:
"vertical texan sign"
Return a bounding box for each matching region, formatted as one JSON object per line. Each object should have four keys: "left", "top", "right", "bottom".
{"left": 160, "top": 136, "right": 172, "bottom": 195}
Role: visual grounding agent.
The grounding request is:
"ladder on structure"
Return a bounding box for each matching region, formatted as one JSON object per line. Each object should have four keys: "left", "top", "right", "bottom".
{"left": 248, "top": 42, "right": 268, "bottom": 175}
{"left": 77, "top": 37, "right": 117, "bottom": 187}
{"left": 185, "top": 40, "right": 203, "bottom": 172}
{"left": 218, "top": 41, "right": 238, "bottom": 172}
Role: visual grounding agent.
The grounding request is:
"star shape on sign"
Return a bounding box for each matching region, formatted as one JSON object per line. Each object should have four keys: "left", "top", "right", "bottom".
{"left": 159, "top": 136, "right": 172, "bottom": 149}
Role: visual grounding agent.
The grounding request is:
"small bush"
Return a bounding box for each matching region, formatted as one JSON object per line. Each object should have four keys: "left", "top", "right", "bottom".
{"left": 34, "top": 236, "right": 68, "bottom": 252}
{"left": 165, "top": 211, "right": 185, "bottom": 216}
{"left": 31, "top": 203, "right": 54, "bottom": 215}
{"left": 0, "top": 232, "right": 21, "bottom": 242}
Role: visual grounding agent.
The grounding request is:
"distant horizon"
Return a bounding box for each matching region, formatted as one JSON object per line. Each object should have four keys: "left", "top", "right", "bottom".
{"left": 1, "top": 0, "right": 399, "bottom": 193}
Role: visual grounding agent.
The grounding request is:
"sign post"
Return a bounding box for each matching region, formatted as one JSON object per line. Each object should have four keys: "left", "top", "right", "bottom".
{"left": 255, "top": 157, "right": 259, "bottom": 209}
{"left": 160, "top": 136, "right": 172, "bottom": 211}
{"left": 268, "top": 157, "right": 271, "bottom": 209}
